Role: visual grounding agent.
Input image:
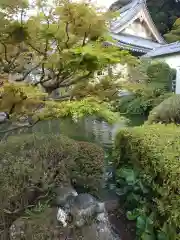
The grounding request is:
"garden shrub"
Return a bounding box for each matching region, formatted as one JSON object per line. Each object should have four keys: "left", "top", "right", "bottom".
{"left": 114, "top": 89, "right": 172, "bottom": 116}
{"left": 71, "top": 141, "right": 104, "bottom": 191}
{"left": 148, "top": 94, "right": 180, "bottom": 124}
{"left": 113, "top": 61, "right": 174, "bottom": 116}
{"left": 0, "top": 133, "right": 104, "bottom": 237}
{"left": 146, "top": 61, "right": 174, "bottom": 91}
{"left": 114, "top": 124, "right": 180, "bottom": 239}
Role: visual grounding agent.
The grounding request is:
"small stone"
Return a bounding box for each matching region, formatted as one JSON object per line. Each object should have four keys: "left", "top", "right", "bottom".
{"left": 10, "top": 218, "right": 26, "bottom": 240}
{"left": 57, "top": 208, "right": 68, "bottom": 227}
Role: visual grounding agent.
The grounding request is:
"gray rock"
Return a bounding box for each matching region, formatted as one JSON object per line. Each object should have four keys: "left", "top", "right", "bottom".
{"left": 66, "top": 193, "right": 105, "bottom": 227}
{"left": 79, "top": 216, "right": 120, "bottom": 240}
{"left": 0, "top": 112, "right": 9, "bottom": 123}
{"left": 54, "top": 185, "right": 78, "bottom": 206}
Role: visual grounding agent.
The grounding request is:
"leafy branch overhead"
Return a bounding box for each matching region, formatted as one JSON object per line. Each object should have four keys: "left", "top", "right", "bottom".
{"left": 0, "top": 0, "right": 135, "bottom": 94}
{"left": 0, "top": 0, "right": 136, "bottom": 126}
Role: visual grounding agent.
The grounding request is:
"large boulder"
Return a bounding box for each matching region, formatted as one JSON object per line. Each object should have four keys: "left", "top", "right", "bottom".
{"left": 9, "top": 207, "right": 65, "bottom": 240}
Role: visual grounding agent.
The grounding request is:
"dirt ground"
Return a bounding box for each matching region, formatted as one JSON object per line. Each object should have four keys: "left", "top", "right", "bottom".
{"left": 108, "top": 208, "right": 136, "bottom": 240}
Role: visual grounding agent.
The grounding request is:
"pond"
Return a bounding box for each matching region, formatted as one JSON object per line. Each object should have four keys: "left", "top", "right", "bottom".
{"left": 29, "top": 114, "right": 146, "bottom": 149}
{"left": 0, "top": 114, "right": 145, "bottom": 148}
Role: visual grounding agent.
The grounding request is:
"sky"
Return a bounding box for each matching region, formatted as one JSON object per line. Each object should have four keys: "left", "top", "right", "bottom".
{"left": 93, "top": 0, "right": 115, "bottom": 9}
{"left": 26, "top": 0, "right": 117, "bottom": 18}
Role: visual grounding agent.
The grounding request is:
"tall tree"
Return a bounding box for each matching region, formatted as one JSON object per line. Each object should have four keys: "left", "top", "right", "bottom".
{"left": 0, "top": 0, "right": 136, "bottom": 129}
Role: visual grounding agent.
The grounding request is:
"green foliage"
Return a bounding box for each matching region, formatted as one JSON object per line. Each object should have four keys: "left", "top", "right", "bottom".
{"left": 148, "top": 94, "right": 180, "bottom": 124}
{"left": 113, "top": 61, "right": 174, "bottom": 115}
{"left": 114, "top": 124, "right": 180, "bottom": 239}
{"left": 146, "top": 62, "right": 174, "bottom": 91}
{"left": 0, "top": 0, "right": 135, "bottom": 95}
{"left": 0, "top": 0, "right": 136, "bottom": 125}
{"left": 113, "top": 84, "right": 172, "bottom": 116}
{"left": 71, "top": 141, "right": 104, "bottom": 191}
{"left": 0, "top": 133, "right": 104, "bottom": 236}
{"left": 164, "top": 18, "right": 180, "bottom": 42}
{"left": 0, "top": 81, "right": 120, "bottom": 125}
{"left": 147, "top": 0, "right": 180, "bottom": 35}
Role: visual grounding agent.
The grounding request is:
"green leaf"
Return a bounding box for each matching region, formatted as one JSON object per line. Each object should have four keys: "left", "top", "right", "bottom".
{"left": 139, "top": 181, "right": 149, "bottom": 194}
{"left": 126, "top": 209, "right": 140, "bottom": 221}
{"left": 115, "top": 187, "right": 128, "bottom": 196}
{"left": 137, "top": 215, "right": 146, "bottom": 231}
{"left": 141, "top": 232, "right": 155, "bottom": 240}
{"left": 118, "top": 168, "right": 137, "bottom": 184}
{"left": 157, "top": 231, "right": 167, "bottom": 240}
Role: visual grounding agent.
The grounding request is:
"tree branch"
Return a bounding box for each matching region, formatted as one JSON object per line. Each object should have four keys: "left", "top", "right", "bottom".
{"left": 8, "top": 49, "right": 22, "bottom": 71}
{"left": 27, "top": 42, "right": 45, "bottom": 55}
{"left": 0, "top": 41, "right": 10, "bottom": 64}
{"left": 0, "top": 118, "right": 40, "bottom": 134}
{"left": 59, "top": 71, "right": 92, "bottom": 87}
{"left": 82, "top": 24, "right": 91, "bottom": 46}
{"left": 65, "top": 22, "right": 70, "bottom": 48}
{"left": 15, "top": 62, "right": 42, "bottom": 82}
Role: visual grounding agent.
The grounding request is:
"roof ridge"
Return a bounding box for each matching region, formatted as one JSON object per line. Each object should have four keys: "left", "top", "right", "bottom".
{"left": 142, "top": 41, "right": 180, "bottom": 58}
{"left": 142, "top": 2, "right": 165, "bottom": 43}
{"left": 155, "top": 41, "right": 180, "bottom": 49}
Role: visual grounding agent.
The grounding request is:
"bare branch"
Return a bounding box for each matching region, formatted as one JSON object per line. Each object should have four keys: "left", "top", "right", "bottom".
{"left": 8, "top": 49, "right": 22, "bottom": 71}
{"left": 82, "top": 32, "right": 87, "bottom": 46}
{"left": 20, "top": 8, "right": 24, "bottom": 25}
{"left": 27, "top": 42, "right": 45, "bottom": 55}
{"left": 59, "top": 71, "right": 92, "bottom": 87}
{"left": 82, "top": 24, "right": 91, "bottom": 46}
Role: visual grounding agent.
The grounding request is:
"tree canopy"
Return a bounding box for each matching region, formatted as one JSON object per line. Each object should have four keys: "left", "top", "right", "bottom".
{"left": 0, "top": 0, "right": 136, "bottom": 129}
{"left": 147, "top": 0, "right": 180, "bottom": 36}
{"left": 164, "top": 18, "right": 180, "bottom": 42}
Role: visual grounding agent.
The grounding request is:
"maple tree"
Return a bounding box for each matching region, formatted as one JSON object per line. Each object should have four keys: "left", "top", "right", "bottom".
{"left": 0, "top": 0, "right": 136, "bottom": 130}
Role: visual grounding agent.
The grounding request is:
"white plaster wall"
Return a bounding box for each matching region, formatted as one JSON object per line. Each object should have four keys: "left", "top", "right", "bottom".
{"left": 122, "top": 20, "right": 152, "bottom": 40}
{"left": 155, "top": 54, "right": 180, "bottom": 94}
{"left": 95, "top": 63, "right": 129, "bottom": 82}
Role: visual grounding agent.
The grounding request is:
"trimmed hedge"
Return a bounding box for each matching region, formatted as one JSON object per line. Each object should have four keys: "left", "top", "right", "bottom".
{"left": 114, "top": 124, "right": 180, "bottom": 236}
{"left": 146, "top": 61, "right": 174, "bottom": 91}
{"left": 148, "top": 94, "right": 180, "bottom": 124}
{"left": 0, "top": 134, "right": 104, "bottom": 236}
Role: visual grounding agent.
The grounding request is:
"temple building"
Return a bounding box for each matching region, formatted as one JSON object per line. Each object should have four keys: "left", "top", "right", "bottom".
{"left": 109, "top": 0, "right": 180, "bottom": 93}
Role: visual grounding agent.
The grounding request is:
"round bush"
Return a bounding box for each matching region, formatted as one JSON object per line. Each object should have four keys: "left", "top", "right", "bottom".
{"left": 148, "top": 94, "right": 180, "bottom": 124}
{"left": 146, "top": 61, "right": 174, "bottom": 91}
{"left": 0, "top": 133, "right": 104, "bottom": 235}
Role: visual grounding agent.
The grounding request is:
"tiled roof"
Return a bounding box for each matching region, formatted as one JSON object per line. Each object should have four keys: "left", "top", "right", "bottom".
{"left": 110, "top": 0, "right": 164, "bottom": 44}
{"left": 110, "top": 0, "right": 141, "bottom": 31}
{"left": 114, "top": 41, "right": 150, "bottom": 53}
{"left": 111, "top": 33, "right": 162, "bottom": 49}
{"left": 104, "top": 40, "right": 151, "bottom": 54}
{"left": 142, "top": 42, "right": 180, "bottom": 58}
